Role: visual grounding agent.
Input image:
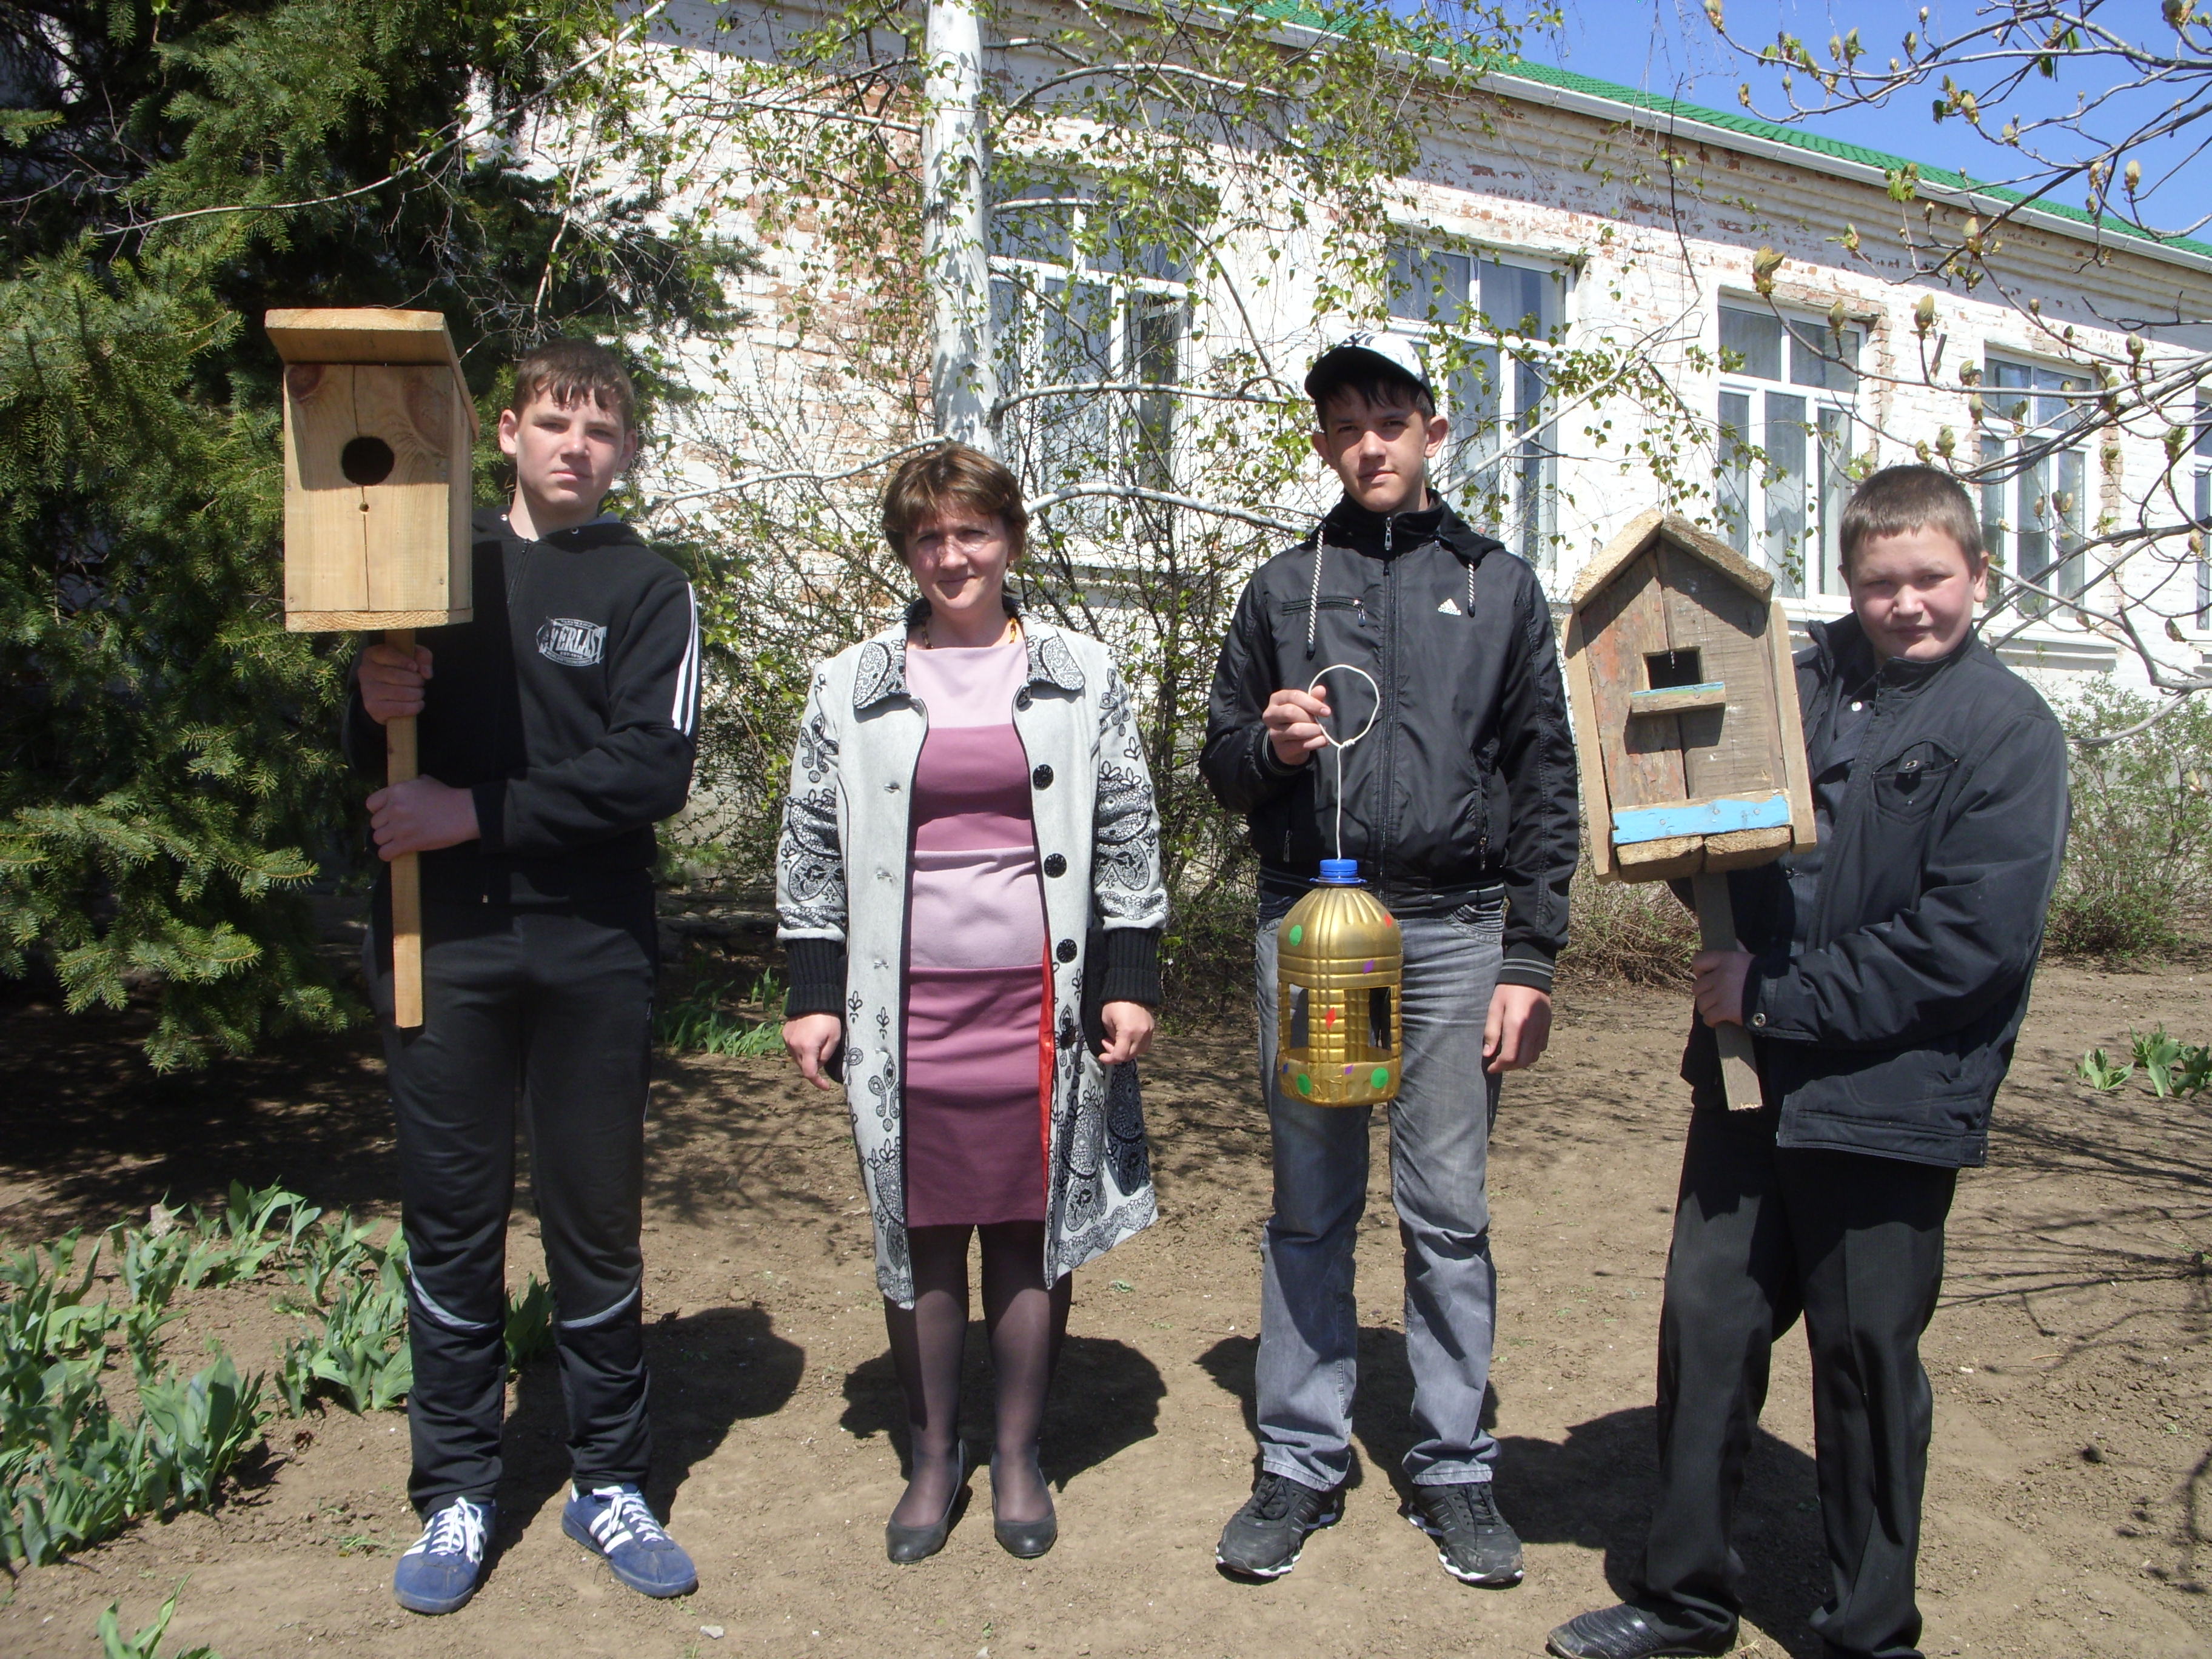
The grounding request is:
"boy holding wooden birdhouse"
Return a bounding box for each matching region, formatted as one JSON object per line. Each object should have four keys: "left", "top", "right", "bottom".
{"left": 347, "top": 341, "right": 703, "bottom": 1615}
{"left": 1548, "top": 466, "right": 2070, "bottom": 1659}
{"left": 1202, "top": 332, "right": 1579, "bottom": 1586}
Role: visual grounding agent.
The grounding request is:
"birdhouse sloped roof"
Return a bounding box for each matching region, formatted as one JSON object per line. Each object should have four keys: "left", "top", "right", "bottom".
{"left": 1569, "top": 507, "right": 1773, "bottom": 613}
{"left": 264, "top": 308, "right": 478, "bottom": 437}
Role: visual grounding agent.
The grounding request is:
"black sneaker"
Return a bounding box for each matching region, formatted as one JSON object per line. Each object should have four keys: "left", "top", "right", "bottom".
{"left": 1406, "top": 1478, "right": 1524, "bottom": 1586}
{"left": 1545, "top": 1603, "right": 1735, "bottom": 1659}
{"left": 1215, "top": 1472, "right": 1342, "bottom": 1578}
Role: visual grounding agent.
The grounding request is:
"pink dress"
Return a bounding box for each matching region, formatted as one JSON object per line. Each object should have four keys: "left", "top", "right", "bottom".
{"left": 900, "top": 640, "right": 1048, "bottom": 1227}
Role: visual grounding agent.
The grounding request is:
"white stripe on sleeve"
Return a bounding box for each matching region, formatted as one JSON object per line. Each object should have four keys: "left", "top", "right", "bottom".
{"left": 671, "top": 585, "right": 700, "bottom": 737}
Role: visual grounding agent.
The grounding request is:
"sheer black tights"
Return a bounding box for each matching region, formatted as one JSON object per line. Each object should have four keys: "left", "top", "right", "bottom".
{"left": 884, "top": 1221, "right": 1070, "bottom": 1527}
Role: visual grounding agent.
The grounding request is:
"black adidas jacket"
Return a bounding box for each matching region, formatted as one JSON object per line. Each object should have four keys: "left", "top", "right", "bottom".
{"left": 343, "top": 507, "right": 701, "bottom": 905}
{"left": 1201, "top": 495, "right": 1578, "bottom": 992}
{"left": 1681, "top": 614, "right": 2070, "bottom": 1167}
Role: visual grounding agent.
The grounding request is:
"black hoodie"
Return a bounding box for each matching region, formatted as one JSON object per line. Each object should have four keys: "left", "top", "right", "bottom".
{"left": 1201, "top": 495, "right": 1579, "bottom": 992}
{"left": 344, "top": 506, "right": 701, "bottom": 906}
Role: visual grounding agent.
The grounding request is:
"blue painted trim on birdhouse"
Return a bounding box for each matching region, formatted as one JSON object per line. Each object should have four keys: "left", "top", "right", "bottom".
{"left": 1611, "top": 793, "right": 1791, "bottom": 844}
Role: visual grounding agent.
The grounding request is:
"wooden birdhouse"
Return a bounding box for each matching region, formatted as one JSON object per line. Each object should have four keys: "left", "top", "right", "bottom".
{"left": 1563, "top": 508, "right": 1815, "bottom": 885}
{"left": 266, "top": 308, "right": 476, "bottom": 630}
{"left": 1561, "top": 508, "right": 1818, "bottom": 1110}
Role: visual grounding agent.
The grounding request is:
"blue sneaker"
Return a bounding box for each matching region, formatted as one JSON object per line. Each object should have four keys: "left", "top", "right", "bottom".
{"left": 561, "top": 1483, "right": 697, "bottom": 1598}
{"left": 393, "top": 1495, "right": 495, "bottom": 1615}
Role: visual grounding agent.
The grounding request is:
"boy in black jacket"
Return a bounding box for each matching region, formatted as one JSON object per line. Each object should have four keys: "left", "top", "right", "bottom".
{"left": 1202, "top": 333, "right": 1579, "bottom": 1585}
{"left": 348, "top": 341, "right": 701, "bottom": 1615}
{"left": 1549, "top": 467, "right": 2070, "bottom": 1659}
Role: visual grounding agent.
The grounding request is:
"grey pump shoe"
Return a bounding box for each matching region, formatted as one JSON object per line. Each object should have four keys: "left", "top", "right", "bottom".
{"left": 885, "top": 1444, "right": 969, "bottom": 1564}
{"left": 990, "top": 1452, "right": 1057, "bottom": 1559}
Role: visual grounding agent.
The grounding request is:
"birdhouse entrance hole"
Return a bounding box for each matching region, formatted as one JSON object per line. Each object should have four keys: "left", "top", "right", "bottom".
{"left": 1289, "top": 987, "right": 1310, "bottom": 1050}
{"left": 1366, "top": 988, "right": 1393, "bottom": 1053}
{"left": 340, "top": 436, "right": 397, "bottom": 487}
{"left": 1645, "top": 648, "right": 1704, "bottom": 690}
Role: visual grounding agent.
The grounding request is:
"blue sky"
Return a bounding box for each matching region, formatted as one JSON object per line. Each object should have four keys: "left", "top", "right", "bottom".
{"left": 1513, "top": 0, "right": 2211, "bottom": 240}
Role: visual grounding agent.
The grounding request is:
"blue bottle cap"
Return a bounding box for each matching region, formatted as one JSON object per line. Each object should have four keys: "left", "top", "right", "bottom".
{"left": 1316, "top": 858, "right": 1361, "bottom": 885}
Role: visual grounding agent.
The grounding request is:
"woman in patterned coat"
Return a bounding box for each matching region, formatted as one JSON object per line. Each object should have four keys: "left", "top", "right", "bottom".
{"left": 777, "top": 444, "right": 1167, "bottom": 1564}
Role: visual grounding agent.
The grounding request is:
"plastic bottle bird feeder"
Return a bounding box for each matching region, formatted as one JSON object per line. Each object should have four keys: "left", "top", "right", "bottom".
{"left": 1276, "top": 859, "right": 1404, "bottom": 1107}
{"left": 1560, "top": 508, "right": 1817, "bottom": 1110}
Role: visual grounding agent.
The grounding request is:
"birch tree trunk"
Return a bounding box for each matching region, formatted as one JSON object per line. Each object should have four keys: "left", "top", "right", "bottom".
{"left": 922, "top": 0, "right": 997, "bottom": 451}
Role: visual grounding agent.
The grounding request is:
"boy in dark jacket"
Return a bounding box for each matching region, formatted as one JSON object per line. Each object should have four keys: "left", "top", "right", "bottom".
{"left": 1202, "top": 333, "right": 1579, "bottom": 1584}
{"left": 348, "top": 341, "right": 701, "bottom": 1615}
{"left": 1549, "top": 466, "right": 2070, "bottom": 1659}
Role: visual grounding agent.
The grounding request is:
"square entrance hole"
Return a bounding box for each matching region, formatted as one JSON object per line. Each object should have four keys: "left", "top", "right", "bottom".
{"left": 1645, "top": 648, "right": 1704, "bottom": 689}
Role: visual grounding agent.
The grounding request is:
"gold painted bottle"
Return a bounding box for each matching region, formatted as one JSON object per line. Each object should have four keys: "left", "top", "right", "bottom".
{"left": 1276, "top": 859, "right": 1404, "bottom": 1107}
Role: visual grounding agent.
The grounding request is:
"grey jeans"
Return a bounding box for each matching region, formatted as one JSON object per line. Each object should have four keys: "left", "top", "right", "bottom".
{"left": 1252, "top": 893, "right": 1506, "bottom": 1492}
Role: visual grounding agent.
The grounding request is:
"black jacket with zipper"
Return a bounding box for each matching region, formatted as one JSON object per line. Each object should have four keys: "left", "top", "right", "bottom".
{"left": 1200, "top": 495, "right": 1579, "bottom": 992}
{"left": 1681, "top": 613, "right": 2070, "bottom": 1166}
{"left": 343, "top": 506, "right": 702, "bottom": 907}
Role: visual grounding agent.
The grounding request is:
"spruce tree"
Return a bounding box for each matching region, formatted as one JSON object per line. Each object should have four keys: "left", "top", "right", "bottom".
{"left": 1, "top": 1, "right": 736, "bottom": 1065}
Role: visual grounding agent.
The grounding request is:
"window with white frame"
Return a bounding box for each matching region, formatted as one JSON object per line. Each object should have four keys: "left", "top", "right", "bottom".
{"left": 988, "top": 184, "right": 1187, "bottom": 528}
{"left": 1977, "top": 356, "right": 2090, "bottom": 618}
{"left": 1714, "top": 303, "right": 1863, "bottom": 600}
{"left": 1387, "top": 241, "right": 1563, "bottom": 570}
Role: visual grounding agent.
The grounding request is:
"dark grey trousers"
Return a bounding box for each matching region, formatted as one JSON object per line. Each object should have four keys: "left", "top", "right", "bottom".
{"left": 366, "top": 890, "right": 657, "bottom": 1512}
{"left": 1638, "top": 1107, "right": 1956, "bottom": 1659}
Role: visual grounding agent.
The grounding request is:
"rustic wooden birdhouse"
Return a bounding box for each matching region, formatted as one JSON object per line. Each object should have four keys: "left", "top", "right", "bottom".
{"left": 1563, "top": 508, "right": 1818, "bottom": 1111}
{"left": 1563, "top": 508, "right": 1815, "bottom": 885}
{"left": 266, "top": 308, "right": 476, "bottom": 631}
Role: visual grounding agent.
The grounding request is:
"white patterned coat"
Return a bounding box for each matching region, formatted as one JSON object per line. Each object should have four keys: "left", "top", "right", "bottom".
{"left": 774, "top": 618, "right": 1168, "bottom": 1305}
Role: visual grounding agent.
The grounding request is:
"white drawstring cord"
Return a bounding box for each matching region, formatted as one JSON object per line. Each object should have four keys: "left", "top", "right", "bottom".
{"left": 1307, "top": 664, "right": 1379, "bottom": 864}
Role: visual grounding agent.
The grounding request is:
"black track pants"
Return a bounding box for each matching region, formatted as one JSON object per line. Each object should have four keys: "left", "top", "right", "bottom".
{"left": 1636, "top": 1108, "right": 1956, "bottom": 1659}
{"left": 366, "top": 891, "right": 657, "bottom": 1512}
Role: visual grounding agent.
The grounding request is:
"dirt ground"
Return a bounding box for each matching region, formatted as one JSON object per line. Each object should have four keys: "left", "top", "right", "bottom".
{"left": 1, "top": 962, "right": 2207, "bottom": 1659}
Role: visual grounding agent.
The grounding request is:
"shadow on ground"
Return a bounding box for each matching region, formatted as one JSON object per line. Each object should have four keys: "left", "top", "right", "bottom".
{"left": 1198, "top": 1326, "right": 1826, "bottom": 1657}
{"left": 837, "top": 1322, "right": 1165, "bottom": 1490}
{"left": 498, "top": 1302, "right": 806, "bottom": 1549}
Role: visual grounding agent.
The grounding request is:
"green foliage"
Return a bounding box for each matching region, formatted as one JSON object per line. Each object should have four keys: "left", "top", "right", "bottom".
{"left": 2048, "top": 683, "right": 2212, "bottom": 958}
{"left": 655, "top": 967, "right": 785, "bottom": 1056}
{"left": 0, "top": 0, "right": 740, "bottom": 1066}
{"left": 2076, "top": 1047, "right": 2134, "bottom": 1091}
{"left": 2077, "top": 1030, "right": 2211, "bottom": 1098}
{"left": 504, "top": 1275, "right": 555, "bottom": 1375}
{"left": 99, "top": 1578, "right": 223, "bottom": 1659}
{"left": 0, "top": 1201, "right": 294, "bottom": 1566}
{"left": 275, "top": 1223, "right": 412, "bottom": 1416}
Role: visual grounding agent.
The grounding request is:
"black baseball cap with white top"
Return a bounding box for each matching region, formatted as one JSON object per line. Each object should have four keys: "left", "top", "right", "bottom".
{"left": 1304, "top": 330, "right": 1433, "bottom": 401}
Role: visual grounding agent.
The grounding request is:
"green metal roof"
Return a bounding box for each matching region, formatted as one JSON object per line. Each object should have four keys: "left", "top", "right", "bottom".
{"left": 1239, "top": 0, "right": 2212, "bottom": 266}
{"left": 1493, "top": 56, "right": 2212, "bottom": 264}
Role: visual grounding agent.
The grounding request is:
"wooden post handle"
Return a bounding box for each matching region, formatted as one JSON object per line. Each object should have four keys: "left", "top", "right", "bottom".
{"left": 1691, "top": 872, "right": 1761, "bottom": 1111}
{"left": 385, "top": 627, "right": 423, "bottom": 1029}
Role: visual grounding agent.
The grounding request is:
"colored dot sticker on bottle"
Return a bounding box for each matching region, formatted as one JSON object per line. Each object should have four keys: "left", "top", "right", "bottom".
{"left": 1342, "top": 1064, "right": 1354, "bottom": 1076}
{"left": 1288, "top": 923, "right": 1303, "bottom": 946}
{"left": 1370, "top": 1067, "right": 1390, "bottom": 1089}
{"left": 1363, "top": 960, "right": 1375, "bottom": 973}
{"left": 1296, "top": 1073, "right": 1312, "bottom": 1096}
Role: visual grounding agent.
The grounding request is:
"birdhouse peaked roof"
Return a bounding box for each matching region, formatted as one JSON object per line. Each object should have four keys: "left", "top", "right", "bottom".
{"left": 264, "top": 308, "right": 478, "bottom": 438}
{"left": 1569, "top": 507, "right": 1774, "bottom": 612}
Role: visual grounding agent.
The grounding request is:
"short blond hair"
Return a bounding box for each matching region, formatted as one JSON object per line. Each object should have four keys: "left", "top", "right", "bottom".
{"left": 1839, "top": 464, "right": 1985, "bottom": 574}
{"left": 879, "top": 443, "right": 1028, "bottom": 561}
